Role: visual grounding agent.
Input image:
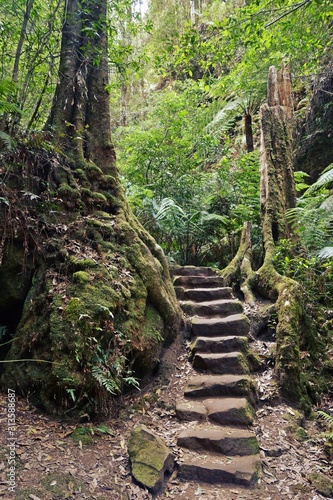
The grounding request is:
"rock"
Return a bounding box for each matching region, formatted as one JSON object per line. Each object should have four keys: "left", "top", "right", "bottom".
{"left": 179, "top": 451, "right": 261, "bottom": 486}
{"left": 172, "top": 266, "right": 216, "bottom": 277}
{"left": 191, "top": 314, "right": 250, "bottom": 337}
{"left": 176, "top": 286, "right": 234, "bottom": 302}
{"left": 192, "top": 351, "right": 249, "bottom": 375}
{"left": 177, "top": 425, "right": 259, "bottom": 456}
{"left": 180, "top": 298, "right": 243, "bottom": 318}
{"left": 308, "top": 472, "right": 333, "bottom": 498}
{"left": 128, "top": 425, "right": 174, "bottom": 494}
{"left": 184, "top": 374, "right": 257, "bottom": 402}
{"left": 173, "top": 275, "right": 226, "bottom": 288}
{"left": 190, "top": 335, "right": 249, "bottom": 354}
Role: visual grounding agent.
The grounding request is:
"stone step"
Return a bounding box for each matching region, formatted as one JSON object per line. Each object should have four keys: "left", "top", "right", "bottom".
{"left": 191, "top": 314, "right": 250, "bottom": 337}
{"left": 173, "top": 275, "right": 226, "bottom": 289}
{"left": 184, "top": 375, "right": 257, "bottom": 402}
{"left": 190, "top": 336, "right": 249, "bottom": 355}
{"left": 177, "top": 425, "right": 259, "bottom": 456}
{"left": 173, "top": 266, "right": 216, "bottom": 277}
{"left": 176, "top": 397, "right": 255, "bottom": 426}
{"left": 178, "top": 451, "right": 261, "bottom": 486}
{"left": 193, "top": 352, "right": 249, "bottom": 375}
{"left": 174, "top": 286, "right": 234, "bottom": 302}
{"left": 180, "top": 299, "right": 243, "bottom": 318}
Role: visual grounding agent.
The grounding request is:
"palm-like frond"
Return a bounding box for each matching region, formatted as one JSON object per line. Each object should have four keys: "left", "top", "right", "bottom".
{"left": 0, "top": 131, "right": 16, "bottom": 152}
{"left": 320, "top": 194, "right": 333, "bottom": 211}
{"left": 0, "top": 79, "right": 20, "bottom": 115}
{"left": 318, "top": 247, "right": 333, "bottom": 259}
{"left": 154, "top": 197, "right": 184, "bottom": 220}
{"left": 306, "top": 164, "right": 333, "bottom": 194}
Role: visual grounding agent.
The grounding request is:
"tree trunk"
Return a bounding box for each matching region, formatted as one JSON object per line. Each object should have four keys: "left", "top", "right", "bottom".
{"left": 1, "top": 0, "right": 181, "bottom": 416}
{"left": 220, "top": 64, "right": 311, "bottom": 406}
{"left": 244, "top": 113, "right": 254, "bottom": 153}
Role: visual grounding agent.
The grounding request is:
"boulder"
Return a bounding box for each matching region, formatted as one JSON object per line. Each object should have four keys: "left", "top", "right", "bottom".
{"left": 128, "top": 424, "right": 174, "bottom": 494}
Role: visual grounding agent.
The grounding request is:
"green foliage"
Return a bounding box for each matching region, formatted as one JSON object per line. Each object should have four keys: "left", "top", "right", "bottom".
{"left": 317, "top": 411, "right": 333, "bottom": 441}
{"left": 286, "top": 164, "right": 333, "bottom": 258}
{"left": 91, "top": 336, "right": 140, "bottom": 395}
{"left": 0, "top": 0, "right": 62, "bottom": 129}
{"left": 274, "top": 240, "right": 333, "bottom": 306}
{"left": 117, "top": 84, "right": 261, "bottom": 265}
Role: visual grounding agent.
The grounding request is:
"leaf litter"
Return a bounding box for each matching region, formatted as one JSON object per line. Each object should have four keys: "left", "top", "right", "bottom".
{"left": 0, "top": 308, "right": 332, "bottom": 499}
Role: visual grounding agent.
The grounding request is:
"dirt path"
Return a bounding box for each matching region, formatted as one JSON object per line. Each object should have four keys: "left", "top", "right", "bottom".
{"left": 0, "top": 315, "right": 332, "bottom": 499}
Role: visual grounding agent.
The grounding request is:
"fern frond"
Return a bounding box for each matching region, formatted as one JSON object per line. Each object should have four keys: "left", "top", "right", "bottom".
{"left": 317, "top": 410, "right": 333, "bottom": 427}
{"left": 320, "top": 194, "right": 333, "bottom": 211}
{"left": 318, "top": 247, "right": 333, "bottom": 259}
{"left": 91, "top": 366, "right": 119, "bottom": 395}
{"left": 306, "top": 164, "right": 333, "bottom": 194}
{"left": 0, "top": 131, "right": 16, "bottom": 152}
{"left": 154, "top": 198, "right": 184, "bottom": 220}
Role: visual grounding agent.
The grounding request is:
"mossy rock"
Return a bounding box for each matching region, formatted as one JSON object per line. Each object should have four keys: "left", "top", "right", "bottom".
{"left": 294, "top": 426, "right": 308, "bottom": 442}
{"left": 73, "top": 271, "right": 90, "bottom": 283}
{"left": 308, "top": 472, "right": 333, "bottom": 497}
{"left": 128, "top": 424, "right": 174, "bottom": 494}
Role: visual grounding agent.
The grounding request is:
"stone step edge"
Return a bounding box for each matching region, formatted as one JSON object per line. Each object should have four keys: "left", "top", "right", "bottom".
{"left": 177, "top": 452, "right": 261, "bottom": 487}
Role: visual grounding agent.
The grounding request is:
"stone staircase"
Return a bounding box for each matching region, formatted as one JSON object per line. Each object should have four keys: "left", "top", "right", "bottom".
{"left": 173, "top": 266, "right": 261, "bottom": 487}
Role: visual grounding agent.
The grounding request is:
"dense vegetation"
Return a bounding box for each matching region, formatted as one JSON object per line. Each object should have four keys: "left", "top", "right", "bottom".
{"left": 0, "top": 0, "right": 332, "bottom": 415}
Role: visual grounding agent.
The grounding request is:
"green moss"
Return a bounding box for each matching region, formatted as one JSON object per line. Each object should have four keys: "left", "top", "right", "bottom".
{"left": 308, "top": 472, "right": 333, "bottom": 497}
{"left": 247, "top": 348, "right": 263, "bottom": 371}
{"left": 91, "top": 192, "right": 108, "bottom": 205}
{"left": 81, "top": 187, "right": 93, "bottom": 198}
{"left": 65, "top": 297, "right": 82, "bottom": 322}
{"left": 238, "top": 353, "right": 250, "bottom": 374}
{"left": 73, "top": 271, "right": 90, "bottom": 283}
{"left": 57, "top": 182, "right": 80, "bottom": 199}
{"left": 82, "top": 162, "right": 103, "bottom": 180}
{"left": 40, "top": 472, "right": 86, "bottom": 497}
{"left": 131, "top": 462, "right": 159, "bottom": 489}
{"left": 70, "top": 426, "right": 94, "bottom": 446}
{"left": 294, "top": 426, "right": 308, "bottom": 442}
{"left": 128, "top": 425, "right": 173, "bottom": 492}
{"left": 73, "top": 168, "right": 87, "bottom": 180}
{"left": 228, "top": 402, "right": 255, "bottom": 425}
{"left": 69, "top": 257, "right": 97, "bottom": 270}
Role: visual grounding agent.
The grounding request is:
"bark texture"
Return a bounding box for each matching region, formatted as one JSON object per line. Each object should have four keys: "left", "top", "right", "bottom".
{"left": 0, "top": 0, "right": 181, "bottom": 415}
{"left": 221, "top": 64, "right": 311, "bottom": 405}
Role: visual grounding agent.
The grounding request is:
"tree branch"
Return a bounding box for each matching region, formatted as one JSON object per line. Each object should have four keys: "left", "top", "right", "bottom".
{"left": 265, "top": 0, "right": 313, "bottom": 28}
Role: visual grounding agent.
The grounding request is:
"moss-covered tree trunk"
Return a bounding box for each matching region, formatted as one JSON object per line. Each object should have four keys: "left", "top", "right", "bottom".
{"left": 0, "top": 0, "right": 181, "bottom": 415}
{"left": 221, "top": 64, "right": 311, "bottom": 405}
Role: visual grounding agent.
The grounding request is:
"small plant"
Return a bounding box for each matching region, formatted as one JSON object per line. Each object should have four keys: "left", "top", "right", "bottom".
{"left": 317, "top": 410, "right": 333, "bottom": 440}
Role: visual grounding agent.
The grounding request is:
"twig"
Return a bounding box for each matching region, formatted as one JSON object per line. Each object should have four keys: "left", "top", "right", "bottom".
{"left": 265, "top": 0, "right": 312, "bottom": 28}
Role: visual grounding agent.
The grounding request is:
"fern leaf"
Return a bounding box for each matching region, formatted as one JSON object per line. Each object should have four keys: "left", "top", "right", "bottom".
{"left": 306, "top": 164, "right": 333, "bottom": 194}
{"left": 0, "top": 131, "right": 16, "bottom": 152}
{"left": 320, "top": 194, "right": 333, "bottom": 211}
{"left": 317, "top": 410, "right": 333, "bottom": 426}
{"left": 318, "top": 247, "right": 333, "bottom": 259}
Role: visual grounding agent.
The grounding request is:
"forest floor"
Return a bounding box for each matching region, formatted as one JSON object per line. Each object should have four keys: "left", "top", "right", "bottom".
{"left": 0, "top": 302, "right": 332, "bottom": 500}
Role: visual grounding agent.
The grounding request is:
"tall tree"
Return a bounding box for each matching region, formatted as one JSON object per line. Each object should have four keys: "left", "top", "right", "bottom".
{"left": 221, "top": 64, "right": 311, "bottom": 404}
{"left": 1, "top": 0, "right": 180, "bottom": 415}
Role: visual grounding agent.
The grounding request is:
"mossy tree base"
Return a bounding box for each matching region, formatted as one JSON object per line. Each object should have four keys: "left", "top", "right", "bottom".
{"left": 220, "top": 65, "right": 312, "bottom": 407}
{"left": 0, "top": 146, "right": 181, "bottom": 415}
